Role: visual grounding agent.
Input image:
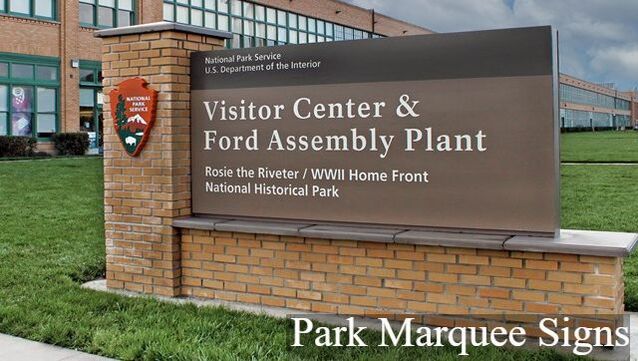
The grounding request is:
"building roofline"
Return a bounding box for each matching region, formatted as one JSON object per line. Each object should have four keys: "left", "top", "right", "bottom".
{"left": 329, "top": 0, "right": 435, "bottom": 33}
{"left": 560, "top": 72, "right": 633, "bottom": 99}
{"left": 373, "top": 12, "right": 435, "bottom": 33}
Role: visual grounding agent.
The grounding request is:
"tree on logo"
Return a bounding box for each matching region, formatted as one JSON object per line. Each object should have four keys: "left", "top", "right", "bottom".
{"left": 115, "top": 95, "right": 127, "bottom": 129}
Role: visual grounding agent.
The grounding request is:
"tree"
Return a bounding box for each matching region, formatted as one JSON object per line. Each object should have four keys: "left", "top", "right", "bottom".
{"left": 115, "top": 95, "right": 127, "bottom": 129}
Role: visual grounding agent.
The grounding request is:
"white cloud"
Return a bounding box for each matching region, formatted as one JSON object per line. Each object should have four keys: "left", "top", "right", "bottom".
{"left": 348, "top": 0, "right": 515, "bottom": 32}
{"left": 342, "top": 0, "right": 638, "bottom": 90}
{"left": 590, "top": 45, "right": 638, "bottom": 85}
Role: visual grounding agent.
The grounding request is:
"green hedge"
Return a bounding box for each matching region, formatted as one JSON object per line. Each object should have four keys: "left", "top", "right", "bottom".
{"left": 0, "top": 136, "right": 37, "bottom": 157}
{"left": 52, "top": 133, "right": 90, "bottom": 156}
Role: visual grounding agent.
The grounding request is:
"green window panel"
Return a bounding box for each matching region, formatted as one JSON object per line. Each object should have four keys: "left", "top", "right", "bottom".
{"left": 560, "top": 83, "right": 632, "bottom": 112}
{"left": 0, "top": 85, "right": 7, "bottom": 135}
{"left": 0, "top": 53, "right": 60, "bottom": 139}
{"left": 561, "top": 109, "right": 631, "bottom": 129}
{"left": 1, "top": 0, "right": 57, "bottom": 20}
{"left": 79, "top": 0, "right": 136, "bottom": 29}
{"left": 79, "top": 60, "right": 103, "bottom": 150}
{"left": 79, "top": 60, "right": 103, "bottom": 87}
{"left": 162, "top": 0, "right": 379, "bottom": 49}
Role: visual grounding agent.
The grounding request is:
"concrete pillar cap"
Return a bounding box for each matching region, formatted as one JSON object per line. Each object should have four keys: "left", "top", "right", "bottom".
{"left": 94, "top": 21, "right": 233, "bottom": 39}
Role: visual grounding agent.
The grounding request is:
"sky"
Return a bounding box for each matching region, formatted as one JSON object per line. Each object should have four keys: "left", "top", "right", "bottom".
{"left": 342, "top": 0, "right": 638, "bottom": 91}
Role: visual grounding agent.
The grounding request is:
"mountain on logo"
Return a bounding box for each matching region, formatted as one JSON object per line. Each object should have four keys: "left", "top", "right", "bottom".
{"left": 127, "top": 114, "right": 147, "bottom": 125}
{"left": 121, "top": 114, "right": 147, "bottom": 133}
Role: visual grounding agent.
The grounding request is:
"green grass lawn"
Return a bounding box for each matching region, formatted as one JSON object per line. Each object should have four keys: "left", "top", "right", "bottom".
{"left": 561, "top": 164, "right": 638, "bottom": 310}
{"left": 561, "top": 131, "right": 638, "bottom": 163}
{"left": 0, "top": 158, "right": 578, "bottom": 360}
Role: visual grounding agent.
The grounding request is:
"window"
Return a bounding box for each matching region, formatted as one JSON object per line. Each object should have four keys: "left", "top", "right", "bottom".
{"left": 11, "top": 64, "right": 33, "bottom": 79}
{"left": 79, "top": 60, "right": 103, "bottom": 150}
{"left": 9, "top": 0, "right": 29, "bottom": 14}
{"left": 163, "top": 3, "right": 173, "bottom": 21}
{"left": 79, "top": 2, "right": 93, "bottom": 23}
{"left": 79, "top": 60, "right": 102, "bottom": 87}
{"left": 176, "top": 4, "right": 187, "bottom": 23}
{"left": 162, "top": 0, "right": 379, "bottom": 49}
{"left": 1, "top": 0, "right": 56, "bottom": 19}
{"left": 0, "top": 53, "right": 60, "bottom": 138}
{"left": 191, "top": 7, "right": 203, "bottom": 26}
{"left": 10, "top": 86, "right": 33, "bottom": 136}
{"left": 36, "top": 66, "right": 57, "bottom": 81}
{"left": 79, "top": 0, "right": 135, "bottom": 28}
{"left": 561, "top": 109, "right": 632, "bottom": 129}
{"left": 35, "top": 0, "right": 53, "bottom": 18}
{"left": 231, "top": 0, "right": 241, "bottom": 16}
{"left": 80, "top": 88, "right": 96, "bottom": 133}
{"left": 36, "top": 87, "right": 56, "bottom": 136}
{"left": 218, "top": 0, "right": 228, "bottom": 13}
{"left": 0, "top": 85, "right": 7, "bottom": 135}
{"left": 560, "top": 83, "right": 632, "bottom": 112}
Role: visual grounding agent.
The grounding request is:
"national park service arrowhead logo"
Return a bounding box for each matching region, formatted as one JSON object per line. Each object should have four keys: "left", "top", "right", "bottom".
{"left": 109, "top": 78, "right": 158, "bottom": 157}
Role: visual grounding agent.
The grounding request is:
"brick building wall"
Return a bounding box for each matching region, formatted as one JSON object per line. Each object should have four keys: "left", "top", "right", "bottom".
{"left": 0, "top": 16, "right": 64, "bottom": 152}
{"left": 629, "top": 92, "right": 638, "bottom": 126}
{"left": 559, "top": 73, "right": 633, "bottom": 129}
{"left": 139, "top": 0, "right": 164, "bottom": 25}
{"left": 61, "top": 0, "right": 80, "bottom": 139}
{"left": 0, "top": 16, "right": 61, "bottom": 57}
{"left": 0, "top": 0, "right": 430, "bottom": 151}
{"left": 251, "top": 0, "right": 431, "bottom": 36}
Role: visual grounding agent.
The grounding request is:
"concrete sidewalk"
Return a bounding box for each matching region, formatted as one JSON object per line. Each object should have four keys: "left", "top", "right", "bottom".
{"left": 0, "top": 334, "right": 116, "bottom": 361}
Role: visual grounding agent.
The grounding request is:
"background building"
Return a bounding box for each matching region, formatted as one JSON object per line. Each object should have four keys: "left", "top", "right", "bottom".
{"left": 625, "top": 90, "right": 638, "bottom": 127}
{"left": 0, "top": 1, "right": 636, "bottom": 153}
{"left": 0, "top": 0, "right": 430, "bottom": 153}
{"left": 559, "top": 74, "right": 634, "bottom": 130}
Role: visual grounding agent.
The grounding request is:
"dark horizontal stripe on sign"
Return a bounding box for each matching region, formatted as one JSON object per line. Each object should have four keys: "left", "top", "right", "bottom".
{"left": 191, "top": 26, "right": 553, "bottom": 90}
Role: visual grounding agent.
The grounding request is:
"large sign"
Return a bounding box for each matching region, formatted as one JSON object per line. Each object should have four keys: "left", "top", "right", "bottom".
{"left": 190, "top": 26, "right": 559, "bottom": 236}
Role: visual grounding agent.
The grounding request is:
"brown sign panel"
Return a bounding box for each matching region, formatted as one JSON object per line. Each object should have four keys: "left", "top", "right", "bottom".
{"left": 190, "top": 26, "right": 559, "bottom": 236}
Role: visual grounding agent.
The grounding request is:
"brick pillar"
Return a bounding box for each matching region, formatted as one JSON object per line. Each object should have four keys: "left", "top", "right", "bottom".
{"left": 139, "top": 1, "right": 164, "bottom": 24}
{"left": 96, "top": 23, "right": 231, "bottom": 296}
{"left": 60, "top": 0, "right": 80, "bottom": 133}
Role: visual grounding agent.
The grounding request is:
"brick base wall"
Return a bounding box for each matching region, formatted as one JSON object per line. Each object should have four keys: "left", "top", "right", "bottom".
{"left": 180, "top": 229, "right": 624, "bottom": 329}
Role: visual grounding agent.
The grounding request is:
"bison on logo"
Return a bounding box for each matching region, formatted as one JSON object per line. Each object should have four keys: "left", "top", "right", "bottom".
{"left": 109, "top": 78, "right": 158, "bottom": 157}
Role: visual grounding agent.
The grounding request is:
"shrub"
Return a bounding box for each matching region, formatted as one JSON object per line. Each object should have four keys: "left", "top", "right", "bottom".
{"left": 52, "top": 133, "right": 90, "bottom": 156}
{"left": 0, "top": 136, "right": 37, "bottom": 158}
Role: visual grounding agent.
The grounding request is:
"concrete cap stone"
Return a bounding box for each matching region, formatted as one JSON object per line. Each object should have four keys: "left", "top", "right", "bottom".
{"left": 395, "top": 230, "right": 508, "bottom": 249}
{"left": 505, "top": 229, "right": 638, "bottom": 257}
{"left": 214, "top": 220, "right": 311, "bottom": 236}
{"left": 172, "top": 217, "right": 225, "bottom": 230}
{"left": 299, "top": 225, "right": 404, "bottom": 243}
{"left": 95, "top": 21, "right": 233, "bottom": 39}
{"left": 172, "top": 217, "right": 638, "bottom": 257}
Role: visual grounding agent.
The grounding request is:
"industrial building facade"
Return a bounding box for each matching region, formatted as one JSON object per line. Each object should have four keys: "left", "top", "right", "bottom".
{"left": 0, "top": 0, "right": 429, "bottom": 153}
{"left": 560, "top": 73, "right": 633, "bottom": 130}
{"left": 0, "top": 0, "right": 635, "bottom": 153}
